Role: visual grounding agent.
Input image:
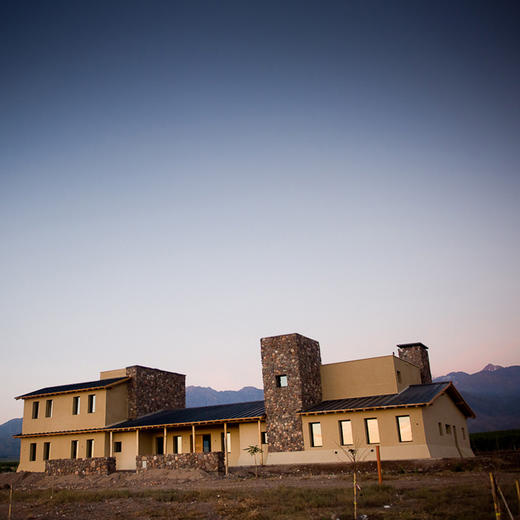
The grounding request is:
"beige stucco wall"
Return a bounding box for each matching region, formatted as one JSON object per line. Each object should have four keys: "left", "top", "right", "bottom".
{"left": 100, "top": 368, "right": 127, "bottom": 380}
{"left": 112, "top": 431, "right": 138, "bottom": 470}
{"left": 321, "top": 355, "right": 420, "bottom": 400}
{"left": 22, "top": 390, "right": 110, "bottom": 434}
{"left": 105, "top": 383, "right": 129, "bottom": 426}
{"left": 18, "top": 431, "right": 109, "bottom": 472}
{"left": 422, "top": 393, "right": 474, "bottom": 458}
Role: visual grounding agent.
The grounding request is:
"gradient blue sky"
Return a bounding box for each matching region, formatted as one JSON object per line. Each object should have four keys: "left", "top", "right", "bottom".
{"left": 1, "top": 1, "right": 519, "bottom": 423}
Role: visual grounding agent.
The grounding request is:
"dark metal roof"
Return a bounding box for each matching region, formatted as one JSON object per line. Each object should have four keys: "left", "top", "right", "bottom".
{"left": 110, "top": 400, "right": 266, "bottom": 429}
{"left": 16, "top": 377, "right": 129, "bottom": 399}
{"left": 301, "top": 382, "right": 473, "bottom": 417}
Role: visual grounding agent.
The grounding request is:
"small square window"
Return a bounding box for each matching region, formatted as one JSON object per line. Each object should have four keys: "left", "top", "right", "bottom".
{"left": 276, "top": 375, "right": 288, "bottom": 387}
{"left": 114, "top": 441, "right": 122, "bottom": 453}
{"left": 29, "top": 443, "right": 37, "bottom": 461}
{"left": 45, "top": 399, "right": 53, "bottom": 418}
{"left": 32, "top": 401, "right": 39, "bottom": 419}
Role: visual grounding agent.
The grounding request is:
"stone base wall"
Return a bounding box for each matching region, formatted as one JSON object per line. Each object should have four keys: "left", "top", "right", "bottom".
{"left": 46, "top": 457, "right": 116, "bottom": 476}
{"left": 136, "top": 453, "right": 224, "bottom": 474}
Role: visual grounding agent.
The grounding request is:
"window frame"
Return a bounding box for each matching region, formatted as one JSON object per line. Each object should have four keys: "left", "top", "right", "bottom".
{"left": 365, "top": 418, "right": 380, "bottom": 444}
{"left": 87, "top": 394, "right": 96, "bottom": 414}
{"left": 309, "top": 422, "right": 323, "bottom": 447}
{"left": 71, "top": 440, "right": 78, "bottom": 459}
{"left": 72, "top": 396, "right": 80, "bottom": 415}
{"left": 276, "top": 374, "right": 288, "bottom": 388}
{"left": 32, "top": 401, "right": 39, "bottom": 419}
{"left": 114, "top": 441, "right": 122, "bottom": 453}
{"left": 173, "top": 435, "right": 182, "bottom": 454}
{"left": 43, "top": 442, "right": 51, "bottom": 461}
{"left": 86, "top": 439, "right": 94, "bottom": 458}
{"left": 396, "top": 415, "right": 413, "bottom": 442}
{"left": 339, "top": 420, "right": 353, "bottom": 446}
{"left": 45, "top": 399, "right": 53, "bottom": 418}
{"left": 29, "top": 442, "right": 37, "bottom": 461}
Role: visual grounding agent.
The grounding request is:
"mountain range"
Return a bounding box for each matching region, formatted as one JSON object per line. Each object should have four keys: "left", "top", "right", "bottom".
{"left": 1, "top": 365, "right": 518, "bottom": 459}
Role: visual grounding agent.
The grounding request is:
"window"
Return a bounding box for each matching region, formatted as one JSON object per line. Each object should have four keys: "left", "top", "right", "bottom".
{"left": 261, "top": 431, "right": 268, "bottom": 445}
{"left": 43, "top": 442, "right": 51, "bottom": 461}
{"left": 29, "top": 443, "right": 37, "bottom": 461}
{"left": 461, "top": 427, "right": 466, "bottom": 440}
{"left": 396, "top": 370, "right": 402, "bottom": 383}
{"left": 445, "top": 424, "right": 451, "bottom": 435}
{"left": 114, "top": 441, "right": 122, "bottom": 453}
{"left": 86, "top": 439, "right": 94, "bottom": 458}
{"left": 310, "top": 422, "right": 323, "bottom": 447}
{"left": 202, "top": 434, "right": 211, "bottom": 453}
{"left": 339, "top": 420, "right": 353, "bottom": 445}
{"left": 71, "top": 440, "right": 78, "bottom": 459}
{"left": 397, "top": 416, "right": 412, "bottom": 442}
{"left": 365, "top": 418, "right": 380, "bottom": 444}
{"left": 220, "top": 432, "right": 231, "bottom": 453}
{"left": 173, "top": 436, "right": 182, "bottom": 454}
{"left": 276, "top": 375, "right": 288, "bottom": 387}
{"left": 72, "top": 396, "right": 80, "bottom": 415}
{"left": 88, "top": 394, "right": 96, "bottom": 413}
{"left": 156, "top": 437, "right": 164, "bottom": 455}
{"left": 438, "top": 422, "right": 443, "bottom": 436}
{"left": 45, "top": 399, "right": 53, "bottom": 418}
{"left": 32, "top": 401, "right": 39, "bottom": 419}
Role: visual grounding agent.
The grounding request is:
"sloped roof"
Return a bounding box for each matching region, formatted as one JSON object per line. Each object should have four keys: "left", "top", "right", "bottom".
{"left": 15, "top": 377, "right": 129, "bottom": 400}
{"left": 301, "top": 382, "right": 475, "bottom": 418}
{"left": 110, "top": 400, "right": 266, "bottom": 430}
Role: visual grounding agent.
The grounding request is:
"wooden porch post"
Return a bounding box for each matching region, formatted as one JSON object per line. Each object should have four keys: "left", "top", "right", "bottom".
{"left": 224, "top": 423, "right": 228, "bottom": 476}
{"left": 163, "top": 426, "right": 167, "bottom": 455}
{"left": 136, "top": 430, "right": 139, "bottom": 457}
{"left": 109, "top": 431, "right": 113, "bottom": 457}
{"left": 192, "top": 425, "right": 196, "bottom": 453}
{"left": 257, "top": 420, "right": 263, "bottom": 465}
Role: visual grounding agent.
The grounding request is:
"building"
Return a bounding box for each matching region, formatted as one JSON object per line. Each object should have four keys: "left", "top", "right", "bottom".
{"left": 15, "top": 333, "right": 475, "bottom": 473}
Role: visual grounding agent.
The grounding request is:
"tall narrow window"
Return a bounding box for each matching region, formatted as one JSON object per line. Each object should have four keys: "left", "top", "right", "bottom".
{"left": 71, "top": 440, "right": 78, "bottom": 459}
{"left": 397, "top": 416, "right": 412, "bottom": 442}
{"left": 72, "top": 396, "right": 80, "bottom": 415}
{"left": 32, "top": 401, "right": 39, "bottom": 419}
{"left": 45, "top": 399, "right": 53, "bottom": 418}
{"left": 339, "top": 420, "right": 353, "bottom": 445}
{"left": 438, "top": 422, "right": 443, "bottom": 436}
{"left": 365, "top": 418, "right": 380, "bottom": 444}
{"left": 276, "top": 375, "right": 288, "bottom": 387}
{"left": 29, "top": 443, "right": 37, "bottom": 461}
{"left": 445, "top": 424, "right": 451, "bottom": 435}
{"left": 396, "top": 370, "right": 402, "bottom": 383}
{"left": 261, "top": 431, "right": 268, "bottom": 445}
{"left": 43, "top": 442, "right": 51, "bottom": 461}
{"left": 220, "top": 432, "right": 231, "bottom": 453}
{"left": 156, "top": 437, "right": 164, "bottom": 455}
{"left": 202, "top": 434, "right": 211, "bottom": 453}
{"left": 173, "top": 435, "right": 182, "bottom": 454}
{"left": 310, "top": 422, "right": 323, "bottom": 447}
{"left": 114, "top": 441, "right": 122, "bottom": 453}
{"left": 86, "top": 439, "right": 94, "bottom": 458}
{"left": 88, "top": 394, "right": 96, "bottom": 413}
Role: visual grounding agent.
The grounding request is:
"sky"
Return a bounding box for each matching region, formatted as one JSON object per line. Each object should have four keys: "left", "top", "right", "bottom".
{"left": 1, "top": 0, "right": 519, "bottom": 424}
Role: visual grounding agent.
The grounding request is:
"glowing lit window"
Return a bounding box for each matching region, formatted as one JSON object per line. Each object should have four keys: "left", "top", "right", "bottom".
{"left": 310, "top": 422, "right": 323, "bottom": 447}
{"left": 365, "top": 418, "right": 380, "bottom": 444}
{"left": 339, "top": 420, "right": 353, "bottom": 445}
{"left": 397, "top": 416, "right": 412, "bottom": 442}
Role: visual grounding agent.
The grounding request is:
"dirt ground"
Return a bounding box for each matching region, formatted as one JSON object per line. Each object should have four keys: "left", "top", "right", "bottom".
{"left": 1, "top": 457, "right": 519, "bottom": 519}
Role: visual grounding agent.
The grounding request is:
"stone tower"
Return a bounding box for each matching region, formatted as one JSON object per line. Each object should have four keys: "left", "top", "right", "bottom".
{"left": 397, "top": 342, "right": 432, "bottom": 384}
{"left": 261, "top": 333, "right": 322, "bottom": 452}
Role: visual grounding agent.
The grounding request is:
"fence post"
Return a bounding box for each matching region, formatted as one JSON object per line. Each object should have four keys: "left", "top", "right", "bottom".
{"left": 8, "top": 484, "right": 13, "bottom": 520}
{"left": 376, "top": 445, "right": 382, "bottom": 485}
{"left": 490, "top": 472, "right": 501, "bottom": 520}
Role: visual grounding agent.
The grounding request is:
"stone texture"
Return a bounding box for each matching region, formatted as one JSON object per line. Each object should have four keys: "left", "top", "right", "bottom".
{"left": 261, "top": 333, "right": 322, "bottom": 452}
{"left": 136, "top": 453, "right": 224, "bottom": 474}
{"left": 46, "top": 457, "right": 116, "bottom": 476}
{"left": 398, "top": 343, "right": 432, "bottom": 384}
{"left": 126, "top": 366, "right": 186, "bottom": 420}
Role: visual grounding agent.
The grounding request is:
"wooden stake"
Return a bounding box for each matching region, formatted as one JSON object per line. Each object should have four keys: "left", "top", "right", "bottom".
{"left": 515, "top": 480, "right": 520, "bottom": 516}
{"left": 8, "top": 484, "right": 13, "bottom": 520}
{"left": 376, "top": 445, "right": 382, "bottom": 485}
{"left": 109, "top": 431, "right": 113, "bottom": 457}
{"left": 192, "top": 425, "right": 196, "bottom": 453}
{"left": 163, "top": 426, "right": 167, "bottom": 455}
{"left": 497, "top": 484, "right": 514, "bottom": 520}
{"left": 353, "top": 472, "right": 357, "bottom": 520}
{"left": 490, "top": 473, "right": 501, "bottom": 520}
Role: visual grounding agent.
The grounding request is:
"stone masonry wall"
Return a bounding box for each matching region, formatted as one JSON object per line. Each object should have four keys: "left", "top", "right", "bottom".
{"left": 46, "top": 457, "right": 116, "bottom": 476}
{"left": 398, "top": 344, "right": 432, "bottom": 384}
{"left": 136, "top": 453, "right": 224, "bottom": 474}
{"left": 261, "top": 333, "right": 322, "bottom": 453}
{"left": 126, "top": 366, "right": 186, "bottom": 419}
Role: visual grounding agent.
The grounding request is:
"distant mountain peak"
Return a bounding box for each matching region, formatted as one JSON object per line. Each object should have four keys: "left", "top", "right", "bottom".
{"left": 482, "top": 363, "right": 503, "bottom": 372}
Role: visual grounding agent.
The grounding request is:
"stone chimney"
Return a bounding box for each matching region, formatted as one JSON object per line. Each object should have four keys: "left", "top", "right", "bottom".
{"left": 397, "top": 342, "right": 432, "bottom": 384}
{"left": 125, "top": 366, "right": 185, "bottom": 420}
{"left": 261, "top": 333, "right": 322, "bottom": 452}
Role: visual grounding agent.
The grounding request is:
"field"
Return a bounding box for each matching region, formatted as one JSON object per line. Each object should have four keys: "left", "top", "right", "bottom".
{"left": 1, "top": 455, "right": 519, "bottom": 519}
